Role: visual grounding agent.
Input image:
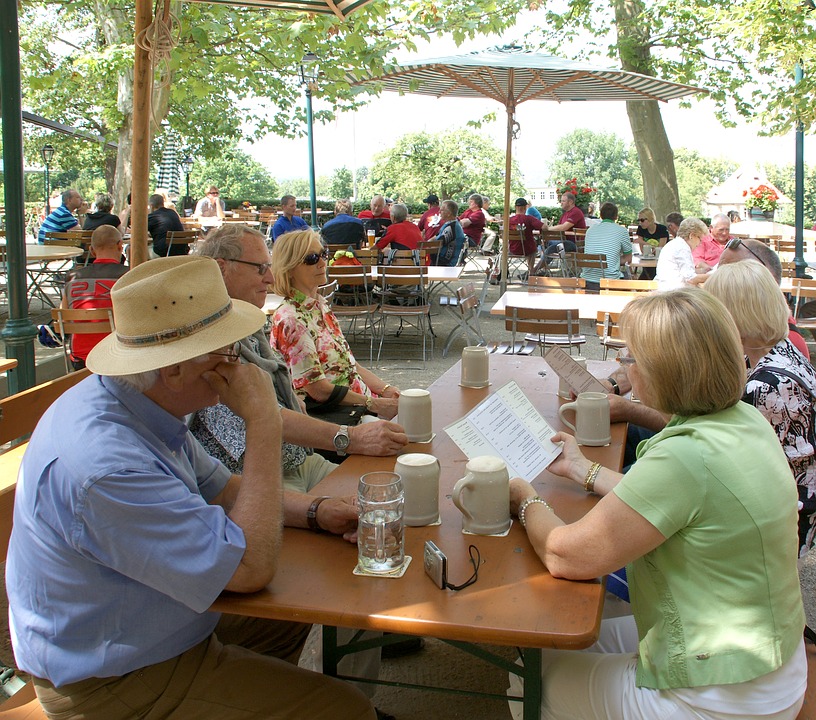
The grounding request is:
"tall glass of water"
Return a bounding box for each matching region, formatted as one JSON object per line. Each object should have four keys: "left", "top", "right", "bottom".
{"left": 357, "top": 472, "right": 405, "bottom": 574}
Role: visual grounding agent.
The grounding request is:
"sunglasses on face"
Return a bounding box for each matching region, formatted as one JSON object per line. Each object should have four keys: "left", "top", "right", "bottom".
{"left": 637, "top": 218, "right": 648, "bottom": 223}
{"left": 209, "top": 340, "right": 241, "bottom": 363}
{"left": 230, "top": 258, "right": 272, "bottom": 276}
{"left": 724, "top": 238, "right": 764, "bottom": 264}
{"left": 303, "top": 249, "right": 329, "bottom": 266}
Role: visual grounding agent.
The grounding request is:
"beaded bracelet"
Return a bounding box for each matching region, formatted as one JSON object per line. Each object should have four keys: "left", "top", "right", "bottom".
{"left": 583, "top": 462, "right": 602, "bottom": 494}
{"left": 518, "top": 496, "right": 553, "bottom": 529}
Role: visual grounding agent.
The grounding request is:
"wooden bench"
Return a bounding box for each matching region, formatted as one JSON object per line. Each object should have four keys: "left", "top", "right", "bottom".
{"left": 0, "top": 369, "right": 93, "bottom": 716}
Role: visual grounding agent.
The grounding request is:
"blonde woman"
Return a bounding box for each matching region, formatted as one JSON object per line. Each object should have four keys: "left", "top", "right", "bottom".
{"left": 706, "top": 260, "right": 816, "bottom": 556}
{"left": 655, "top": 217, "right": 709, "bottom": 291}
{"left": 634, "top": 207, "right": 669, "bottom": 248}
{"left": 269, "top": 230, "right": 400, "bottom": 419}
{"left": 510, "top": 289, "right": 805, "bottom": 719}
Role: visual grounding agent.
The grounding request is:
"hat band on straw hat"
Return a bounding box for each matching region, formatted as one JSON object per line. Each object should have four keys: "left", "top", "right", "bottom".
{"left": 116, "top": 301, "right": 232, "bottom": 347}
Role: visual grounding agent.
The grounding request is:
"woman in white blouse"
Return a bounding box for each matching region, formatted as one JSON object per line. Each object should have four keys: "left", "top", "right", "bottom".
{"left": 655, "top": 217, "right": 709, "bottom": 291}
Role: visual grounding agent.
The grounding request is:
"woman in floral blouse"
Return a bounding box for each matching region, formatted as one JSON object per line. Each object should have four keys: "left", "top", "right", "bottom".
{"left": 269, "top": 230, "right": 400, "bottom": 419}
{"left": 707, "top": 261, "right": 816, "bottom": 556}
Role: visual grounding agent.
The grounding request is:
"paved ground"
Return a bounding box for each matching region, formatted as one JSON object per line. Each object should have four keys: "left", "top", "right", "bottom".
{"left": 0, "top": 254, "right": 615, "bottom": 718}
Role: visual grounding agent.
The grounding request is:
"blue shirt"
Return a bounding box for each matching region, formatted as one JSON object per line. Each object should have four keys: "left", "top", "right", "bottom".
{"left": 272, "top": 214, "right": 309, "bottom": 240}
{"left": 37, "top": 204, "right": 79, "bottom": 243}
{"left": 526, "top": 206, "right": 542, "bottom": 220}
{"left": 7, "top": 375, "right": 243, "bottom": 686}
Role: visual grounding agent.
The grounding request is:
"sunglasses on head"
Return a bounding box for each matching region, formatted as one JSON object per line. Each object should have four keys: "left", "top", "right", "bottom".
{"left": 724, "top": 238, "right": 764, "bottom": 264}
{"left": 303, "top": 249, "right": 329, "bottom": 265}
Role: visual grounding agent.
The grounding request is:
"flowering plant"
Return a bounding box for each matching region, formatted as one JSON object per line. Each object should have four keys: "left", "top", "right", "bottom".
{"left": 743, "top": 185, "right": 778, "bottom": 212}
{"left": 556, "top": 178, "right": 596, "bottom": 206}
{"left": 242, "top": 201, "right": 252, "bottom": 209}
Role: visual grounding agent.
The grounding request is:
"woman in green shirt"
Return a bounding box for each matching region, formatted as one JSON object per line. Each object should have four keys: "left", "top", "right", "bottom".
{"left": 510, "top": 289, "right": 806, "bottom": 719}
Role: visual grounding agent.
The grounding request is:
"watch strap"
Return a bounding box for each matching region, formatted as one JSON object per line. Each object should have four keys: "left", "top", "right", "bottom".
{"left": 307, "top": 496, "right": 330, "bottom": 533}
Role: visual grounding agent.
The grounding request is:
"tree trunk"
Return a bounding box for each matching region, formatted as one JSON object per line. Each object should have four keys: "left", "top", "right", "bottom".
{"left": 613, "top": 0, "right": 680, "bottom": 220}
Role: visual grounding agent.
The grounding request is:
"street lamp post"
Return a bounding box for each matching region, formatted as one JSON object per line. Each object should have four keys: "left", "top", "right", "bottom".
{"left": 299, "top": 53, "right": 319, "bottom": 230}
{"left": 180, "top": 154, "right": 194, "bottom": 215}
{"left": 41, "top": 143, "right": 55, "bottom": 215}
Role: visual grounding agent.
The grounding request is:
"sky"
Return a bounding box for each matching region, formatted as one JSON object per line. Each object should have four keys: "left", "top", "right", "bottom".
{"left": 238, "top": 17, "right": 816, "bottom": 190}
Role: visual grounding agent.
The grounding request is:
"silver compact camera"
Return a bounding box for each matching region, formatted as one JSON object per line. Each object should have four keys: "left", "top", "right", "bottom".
{"left": 423, "top": 540, "right": 448, "bottom": 589}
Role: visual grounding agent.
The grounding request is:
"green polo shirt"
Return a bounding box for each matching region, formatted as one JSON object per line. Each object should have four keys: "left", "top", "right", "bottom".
{"left": 614, "top": 401, "right": 804, "bottom": 690}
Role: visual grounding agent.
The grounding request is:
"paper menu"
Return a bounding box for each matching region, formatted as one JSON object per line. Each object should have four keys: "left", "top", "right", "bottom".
{"left": 544, "top": 346, "right": 608, "bottom": 395}
{"left": 444, "top": 381, "right": 562, "bottom": 480}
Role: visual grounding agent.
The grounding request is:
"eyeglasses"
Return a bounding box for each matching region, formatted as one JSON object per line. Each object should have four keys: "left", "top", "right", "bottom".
{"left": 637, "top": 218, "right": 648, "bottom": 223}
{"left": 724, "top": 238, "right": 764, "bottom": 264}
{"left": 230, "top": 258, "right": 272, "bottom": 276}
{"left": 208, "top": 192, "right": 220, "bottom": 196}
{"left": 616, "top": 353, "right": 636, "bottom": 367}
{"left": 209, "top": 341, "right": 241, "bottom": 363}
{"left": 303, "top": 249, "right": 329, "bottom": 265}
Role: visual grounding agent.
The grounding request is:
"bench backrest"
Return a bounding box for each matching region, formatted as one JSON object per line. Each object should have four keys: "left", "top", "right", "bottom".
{"left": 0, "top": 369, "right": 91, "bottom": 447}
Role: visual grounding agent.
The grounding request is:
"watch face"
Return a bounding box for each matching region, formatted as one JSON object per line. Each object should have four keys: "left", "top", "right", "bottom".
{"left": 334, "top": 430, "right": 350, "bottom": 451}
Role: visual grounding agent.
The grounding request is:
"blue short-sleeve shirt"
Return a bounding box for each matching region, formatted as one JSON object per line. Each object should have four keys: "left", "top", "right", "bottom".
{"left": 6, "top": 375, "right": 244, "bottom": 686}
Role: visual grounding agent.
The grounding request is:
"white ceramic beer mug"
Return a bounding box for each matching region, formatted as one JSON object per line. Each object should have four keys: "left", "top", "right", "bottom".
{"left": 398, "top": 389, "right": 433, "bottom": 442}
{"left": 461, "top": 346, "right": 490, "bottom": 388}
{"left": 451, "top": 456, "right": 511, "bottom": 535}
{"left": 395, "top": 453, "right": 440, "bottom": 526}
{"left": 558, "top": 391, "right": 611, "bottom": 446}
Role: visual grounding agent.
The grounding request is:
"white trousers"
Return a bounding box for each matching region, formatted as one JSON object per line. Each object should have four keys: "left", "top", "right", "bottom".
{"left": 508, "top": 616, "right": 805, "bottom": 720}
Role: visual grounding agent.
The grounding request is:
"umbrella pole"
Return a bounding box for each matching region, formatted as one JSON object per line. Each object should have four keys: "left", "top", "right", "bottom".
{"left": 130, "top": 0, "right": 153, "bottom": 267}
{"left": 500, "top": 100, "right": 514, "bottom": 296}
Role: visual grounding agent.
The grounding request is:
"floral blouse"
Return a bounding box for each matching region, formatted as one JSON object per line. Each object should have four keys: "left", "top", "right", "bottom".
{"left": 744, "top": 339, "right": 816, "bottom": 552}
{"left": 270, "top": 289, "right": 370, "bottom": 398}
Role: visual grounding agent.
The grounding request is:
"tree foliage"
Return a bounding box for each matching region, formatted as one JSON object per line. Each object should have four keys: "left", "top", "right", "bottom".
{"left": 330, "top": 166, "right": 354, "bottom": 200}
{"left": 673, "top": 149, "right": 737, "bottom": 218}
{"left": 18, "top": 0, "right": 526, "bottom": 206}
{"left": 190, "top": 149, "right": 278, "bottom": 201}
{"left": 547, "top": 129, "right": 643, "bottom": 219}
{"left": 368, "top": 130, "right": 524, "bottom": 205}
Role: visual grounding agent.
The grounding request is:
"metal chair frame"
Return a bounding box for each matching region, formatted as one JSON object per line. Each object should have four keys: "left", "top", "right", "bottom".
{"left": 376, "top": 266, "right": 433, "bottom": 366}
{"left": 440, "top": 283, "right": 486, "bottom": 357}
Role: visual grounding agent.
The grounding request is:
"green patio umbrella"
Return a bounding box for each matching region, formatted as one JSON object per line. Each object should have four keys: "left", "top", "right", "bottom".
{"left": 351, "top": 45, "right": 705, "bottom": 292}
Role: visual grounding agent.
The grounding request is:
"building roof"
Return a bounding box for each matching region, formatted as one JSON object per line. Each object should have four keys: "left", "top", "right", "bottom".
{"left": 706, "top": 165, "right": 792, "bottom": 207}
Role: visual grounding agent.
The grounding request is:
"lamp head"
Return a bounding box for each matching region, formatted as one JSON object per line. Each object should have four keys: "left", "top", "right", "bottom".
{"left": 41, "top": 144, "right": 55, "bottom": 164}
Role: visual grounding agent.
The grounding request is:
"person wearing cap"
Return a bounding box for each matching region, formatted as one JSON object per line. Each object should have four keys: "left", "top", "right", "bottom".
{"left": 417, "top": 193, "right": 442, "bottom": 241}
{"left": 6, "top": 256, "right": 375, "bottom": 720}
{"left": 508, "top": 197, "right": 544, "bottom": 280}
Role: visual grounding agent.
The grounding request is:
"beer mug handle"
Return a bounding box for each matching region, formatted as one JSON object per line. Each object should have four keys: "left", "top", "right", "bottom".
{"left": 559, "top": 402, "right": 577, "bottom": 433}
{"left": 451, "top": 473, "right": 474, "bottom": 520}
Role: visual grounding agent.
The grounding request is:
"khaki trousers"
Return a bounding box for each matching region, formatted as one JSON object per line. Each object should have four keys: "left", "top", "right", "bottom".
{"left": 33, "top": 615, "right": 375, "bottom": 720}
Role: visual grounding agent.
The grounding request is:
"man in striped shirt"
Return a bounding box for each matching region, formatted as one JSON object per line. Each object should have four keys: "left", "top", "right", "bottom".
{"left": 581, "top": 201, "right": 632, "bottom": 292}
{"left": 38, "top": 188, "right": 84, "bottom": 243}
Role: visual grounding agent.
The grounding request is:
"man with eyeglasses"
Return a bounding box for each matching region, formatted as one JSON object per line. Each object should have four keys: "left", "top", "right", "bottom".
{"left": 692, "top": 212, "right": 731, "bottom": 271}
{"left": 193, "top": 185, "right": 226, "bottom": 221}
{"left": 194, "top": 223, "right": 408, "bottom": 521}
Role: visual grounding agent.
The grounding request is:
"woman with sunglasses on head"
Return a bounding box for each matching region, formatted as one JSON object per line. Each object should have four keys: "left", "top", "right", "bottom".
{"left": 509, "top": 288, "right": 806, "bottom": 720}
{"left": 269, "top": 230, "right": 401, "bottom": 420}
{"left": 706, "top": 260, "right": 816, "bottom": 558}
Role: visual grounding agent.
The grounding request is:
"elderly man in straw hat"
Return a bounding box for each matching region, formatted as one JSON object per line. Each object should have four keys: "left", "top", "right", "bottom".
{"left": 6, "top": 256, "right": 375, "bottom": 720}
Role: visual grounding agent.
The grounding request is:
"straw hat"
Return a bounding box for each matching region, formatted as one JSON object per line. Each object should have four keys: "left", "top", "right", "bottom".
{"left": 86, "top": 256, "right": 265, "bottom": 376}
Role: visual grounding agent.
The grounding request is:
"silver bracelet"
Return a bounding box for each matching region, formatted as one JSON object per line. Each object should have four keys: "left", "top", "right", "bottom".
{"left": 518, "top": 496, "right": 553, "bottom": 529}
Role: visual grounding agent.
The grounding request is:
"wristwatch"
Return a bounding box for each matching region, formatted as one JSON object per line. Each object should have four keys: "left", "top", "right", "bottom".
{"left": 333, "top": 424, "right": 351, "bottom": 456}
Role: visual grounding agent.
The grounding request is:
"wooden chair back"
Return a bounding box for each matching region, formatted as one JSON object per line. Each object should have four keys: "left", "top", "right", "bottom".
{"left": 781, "top": 262, "right": 797, "bottom": 279}
{"left": 505, "top": 306, "right": 580, "bottom": 336}
{"left": 528, "top": 276, "right": 586, "bottom": 293}
{"left": 353, "top": 248, "right": 378, "bottom": 268}
{"left": 325, "top": 243, "right": 357, "bottom": 255}
{"left": 165, "top": 230, "right": 200, "bottom": 256}
{"left": 418, "top": 240, "right": 442, "bottom": 263}
{"left": 595, "top": 310, "right": 623, "bottom": 339}
{"left": 0, "top": 368, "right": 91, "bottom": 447}
{"left": 51, "top": 307, "right": 114, "bottom": 374}
{"left": 599, "top": 278, "right": 657, "bottom": 294}
{"left": 568, "top": 252, "right": 607, "bottom": 273}
{"left": 385, "top": 249, "right": 426, "bottom": 266}
{"left": 773, "top": 237, "right": 796, "bottom": 255}
{"left": 792, "top": 279, "right": 816, "bottom": 321}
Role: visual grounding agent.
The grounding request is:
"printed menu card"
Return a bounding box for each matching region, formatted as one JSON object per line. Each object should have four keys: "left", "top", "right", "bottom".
{"left": 444, "top": 381, "right": 562, "bottom": 480}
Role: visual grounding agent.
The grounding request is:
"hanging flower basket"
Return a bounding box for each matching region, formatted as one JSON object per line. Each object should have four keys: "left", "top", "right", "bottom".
{"left": 743, "top": 185, "right": 778, "bottom": 222}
